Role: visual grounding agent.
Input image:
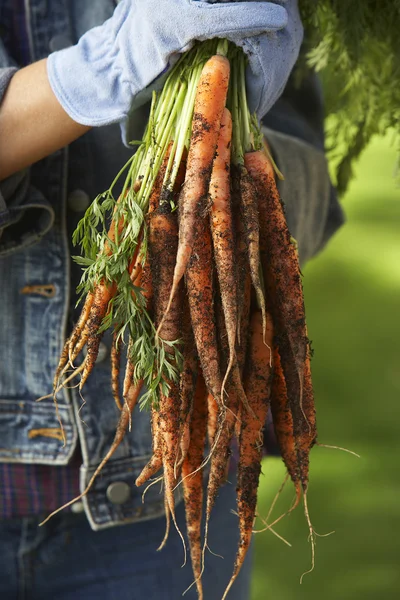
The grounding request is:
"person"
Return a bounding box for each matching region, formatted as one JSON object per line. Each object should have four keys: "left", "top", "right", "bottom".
{"left": 0, "top": 1, "right": 343, "bottom": 598}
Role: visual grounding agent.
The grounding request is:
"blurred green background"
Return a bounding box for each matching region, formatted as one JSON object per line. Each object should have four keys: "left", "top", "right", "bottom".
{"left": 252, "top": 135, "right": 400, "bottom": 600}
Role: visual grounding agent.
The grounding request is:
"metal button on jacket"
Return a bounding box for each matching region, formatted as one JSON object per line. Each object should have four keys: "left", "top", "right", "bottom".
{"left": 106, "top": 482, "right": 131, "bottom": 505}
{"left": 67, "top": 189, "right": 91, "bottom": 213}
{"left": 49, "top": 33, "right": 73, "bottom": 52}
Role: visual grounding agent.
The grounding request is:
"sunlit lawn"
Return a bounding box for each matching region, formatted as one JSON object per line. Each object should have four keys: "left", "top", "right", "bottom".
{"left": 252, "top": 136, "right": 400, "bottom": 600}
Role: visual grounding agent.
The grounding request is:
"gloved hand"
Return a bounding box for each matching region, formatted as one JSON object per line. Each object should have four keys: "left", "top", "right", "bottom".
{"left": 47, "top": 0, "right": 300, "bottom": 129}
{"left": 217, "top": 0, "right": 304, "bottom": 118}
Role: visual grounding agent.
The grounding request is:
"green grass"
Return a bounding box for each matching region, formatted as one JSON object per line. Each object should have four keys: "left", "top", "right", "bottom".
{"left": 252, "top": 135, "right": 400, "bottom": 600}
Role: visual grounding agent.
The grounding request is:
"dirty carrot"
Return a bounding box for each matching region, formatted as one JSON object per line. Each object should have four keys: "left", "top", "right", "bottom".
{"left": 178, "top": 303, "right": 198, "bottom": 467}
{"left": 135, "top": 406, "right": 162, "bottom": 488}
{"left": 111, "top": 327, "right": 123, "bottom": 410}
{"left": 237, "top": 165, "right": 267, "bottom": 342}
{"left": 206, "top": 393, "right": 219, "bottom": 449}
{"left": 161, "top": 54, "right": 230, "bottom": 325}
{"left": 209, "top": 107, "right": 237, "bottom": 395}
{"left": 222, "top": 309, "right": 273, "bottom": 599}
{"left": 244, "top": 150, "right": 309, "bottom": 425}
{"left": 270, "top": 346, "right": 301, "bottom": 490}
{"left": 186, "top": 214, "right": 223, "bottom": 406}
{"left": 149, "top": 202, "right": 183, "bottom": 544}
{"left": 182, "top": 372, "right": 208, "bottom": 600}
{"left": 78, "top": 280, "right": 117, "bottom": 390}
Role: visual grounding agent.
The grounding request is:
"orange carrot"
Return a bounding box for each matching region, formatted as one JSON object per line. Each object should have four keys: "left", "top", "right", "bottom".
{"left": 234, "top": 272, "right": 251, "bottom": 442}
{"left": 294, "top": 339, "right": 316, "bottom": 491}
{"left": 237, "top": 165, "right": 267, "bottom": 341}
{"left": 204, "top": 378, "right": 239, "bottom": 564}
{"left": 206, "top": 393, "right": 219, "bottom": 449}
{"left": 162, "top": 54, "right": 230, "bottom": 324}
{"left": 135, "top": 406, "right": 162, "bottom": 487}
{"left": 244, "top": 150, "right": 315, "bottom": 483}
{"left": 52, "top": 292, "right": 94, "bottom": 390}
{"left": 231, "top": 174, "right": 250, "bottom": 345}
{"left": 78, "top": 224, "right": 145, "bottom": 392}
{"left": 203, "top": 297, "right": 241, "bottom": 561}
{"left": 78, "top": 279, "right": 116, "bottom": 390}
{"left": 54, "top": 183, "right": 143, "bottom": 394}
{"left": 178, "top": 303, "right": 198, "bottom": 466}
{"left": 111, "top": 327, "right": 123, "bottom": 410}
{"left": 186, "top": 215, "right": 223, "bottom": 406}
{"left": 222, "top": 309, "right": 273, "bottom": 599}
{"left": 182, "top": 372, "right": 208, "bottom": 600}
{"left": 270, "top": 346, "right": 300, "bottom": 487}
{"left": 149, "top": 203, "right": 183, "bottom": 537}
{"left": 67, "top": 291, "right": 95, "bottom": 359}
{"left": 209, "top": 107, "right": 237, "bottom": 394}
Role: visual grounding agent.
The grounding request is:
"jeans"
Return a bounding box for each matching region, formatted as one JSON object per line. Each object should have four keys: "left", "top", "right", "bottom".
{"left": 0, "top": 476, "right": 252, "bottom": 600}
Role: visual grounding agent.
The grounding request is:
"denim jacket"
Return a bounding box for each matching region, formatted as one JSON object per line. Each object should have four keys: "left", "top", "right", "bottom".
{"left": 0, "top": 0, "right": 343, "bottom": 530}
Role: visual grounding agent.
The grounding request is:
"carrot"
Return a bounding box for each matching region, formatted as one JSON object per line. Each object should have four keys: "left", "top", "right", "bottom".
{"left": 78, "top": 279, "right": 116, "bottom": 390}
{"left": 53, "top": 216, "right": 142, "bottom": 396}
{"left": 149, "top": 203, "right": 183, "bottom": 542}
{"left": 209, "top": 107, "right": 237, "bottom": 395}
{"left": 111, "top": 327, "right": 123, "bottom": 411}
{"left": 244, "top": 150, "right": 309, "bottom": 431}
{"left": 244, "top": 149, "right": 317, "bottom": 498}
{"left": 182, "top": 372, "right": 208, "bottom": 600}
{"left": 206, "top": 393, "right": 219, "bottom": 449}
{"left": 270, "top": 346, "right": 301, "bottom": 489}
{"left": 186, "top": 214, "right": 223, "bottom": 406}
{"left": 294, "top": 339, "right": 317, "bottom": 491}
{"left": 78, "top": 223, "right": 144, "bottom": 392}
{"left": 203, "top": 377, "right": 239, "bottom": 566}
{"left": 178, "top": 303, "right": 198, "bottom": 467}
{"left": 161, "top": 54, "right": 230, "bottom": 325}
{"left": 203, "top": 297, "right": 241, "bottom": 565}
{"left": 222, "top": 309, "right": 273, "bottom": 599}
{"left": 234, "top": 272, "right": 251, "bottom": 442}
{"left": 52, "top": 292, "right": 94, "bottom": 391}
{"left": 66, "top": 291, "right": 95, "bottom": 362}
{"left": 231, "top": 174, "right": 250, "bottom": 345}
{"left": 137, "top": 259, "right": 153, "bottom": 313}
{"left": 135, "top": 406, "right": 162, "bottom": 487}
{"left": 237, "top": 165, "right": 267, "bottom": 342}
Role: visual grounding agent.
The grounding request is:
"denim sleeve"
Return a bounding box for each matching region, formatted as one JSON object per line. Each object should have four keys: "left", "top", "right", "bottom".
{"left": 0, "top": 60, "right": 55, "bottom": 256}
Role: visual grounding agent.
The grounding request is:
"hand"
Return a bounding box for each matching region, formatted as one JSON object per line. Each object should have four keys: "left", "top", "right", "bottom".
{"left": 211, "top": 0, "right": 303, "bottom": 118}
{"left": 46, "top": 0, "right": 294, "bottom": 128}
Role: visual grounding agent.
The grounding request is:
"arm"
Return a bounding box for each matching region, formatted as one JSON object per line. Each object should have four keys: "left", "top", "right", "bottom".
{"left": 0, "top": 1, "right": 299, "bottom": 180}
{"left": 0, "top": 59, "right": 90, "bottom": 181}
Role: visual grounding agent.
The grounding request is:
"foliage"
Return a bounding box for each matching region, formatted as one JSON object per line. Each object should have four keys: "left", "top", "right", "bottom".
{"left": 299, "top": 0, "right": 400, "bottom": 194}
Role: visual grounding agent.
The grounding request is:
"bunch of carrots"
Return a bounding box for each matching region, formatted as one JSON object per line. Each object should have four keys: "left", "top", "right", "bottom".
{"left": 43, "top": 40, "right": 317, "bottom": 599}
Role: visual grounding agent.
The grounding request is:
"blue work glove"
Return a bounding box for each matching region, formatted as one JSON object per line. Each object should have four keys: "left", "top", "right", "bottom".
{"left": 221, "top": 0, "right": 303, "bottom": 118}
{"left": 47, "top": 0, "right": 300, "bottom": 130}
